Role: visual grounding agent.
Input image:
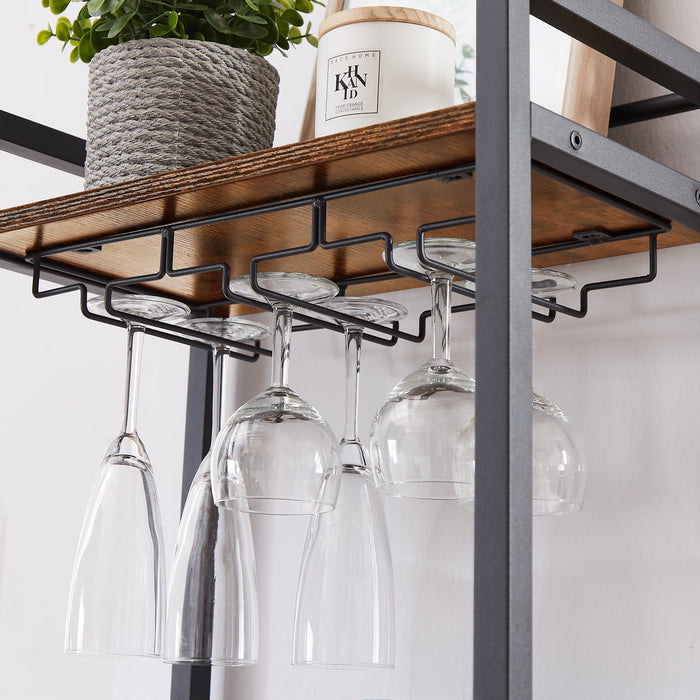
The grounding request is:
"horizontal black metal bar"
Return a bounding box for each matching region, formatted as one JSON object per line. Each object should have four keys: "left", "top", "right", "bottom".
{"left": 0, "top": 110, "right": 85, "bottom": 176}
{"left": 335, "top": 271, "right": 402, "bottom": 290}
{"left": 533, "top": 232, "right": 659, "bottom": 319}
{"left": 530, "top": 0, "right": 700, "bottom": 108}
{"left": 609, "top": 94, "right": 699, "bottom": 129}
{"left": 531, "top": 224, "right": 668, "bottom": 256}
{"left": 531, "top": 104, "right": 700, "bottom": 233}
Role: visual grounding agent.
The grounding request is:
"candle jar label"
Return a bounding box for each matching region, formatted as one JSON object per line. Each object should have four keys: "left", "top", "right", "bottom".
{"left": 325, "top": 50, "right": 381, "bottom": 122}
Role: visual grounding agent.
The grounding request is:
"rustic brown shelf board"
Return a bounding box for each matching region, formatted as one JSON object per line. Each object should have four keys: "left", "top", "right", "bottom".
{"left": 0, "top": 103, "right": 697, "bottom": 309}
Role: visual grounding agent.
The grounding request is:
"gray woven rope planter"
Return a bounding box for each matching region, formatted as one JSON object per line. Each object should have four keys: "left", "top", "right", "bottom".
{"left": 85, "top": 38, "right": 280, "bottom": 189}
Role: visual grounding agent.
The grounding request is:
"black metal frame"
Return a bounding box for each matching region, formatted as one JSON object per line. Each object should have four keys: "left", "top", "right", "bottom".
{"left": 25, "top": 148, "right": 677, "bottom": 345}
{"left": 3, "top": 1, "right": 700, "bottom": 698}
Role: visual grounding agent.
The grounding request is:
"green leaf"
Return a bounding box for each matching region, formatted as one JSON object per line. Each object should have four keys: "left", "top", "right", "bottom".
{"left": 276, "top": 18, "right": 289, "bottom": 36}
{"left": 91, "top": 20, "right": 113, "bottom": 50}
{"left": 168, "top": 11, "right": 179, "bottom": 28}
{"left": 261, "top": 16, "right": 278, "bottom": 43}
{"left": 78, "top": 33, "right": 96, "bottom": 62}
{"left": 49, "top": 0, "right": 71, "bottom": 15}
{"left": 107, "top": 11, "right": 136, "bottom": 38}
{"left": 295, "top": 0, "right": 313, "bottom": 13}
{"left": 238, "top": 13, "right": 267, "bottom": 24}
{"left": 55, "top": 16, "right": 72, "bottom": 41}
{"left": 70, "top": 46, "right": 80, "bottom": 62}
{"left": 232, "top": 21, "right": 268, "bottom": 38}
{"left": 306, "top": 34, "right": 317, "bottom": 48}
{"left": 255, "top": 43, "right": 274, "bottom": 56}
{"left": 148, "top": 23, "right": 170, "bottom": 36}
{"left": 243, "top": 0, "right": 260, "bottom": 10}
{"left": 281, "top": 9, "right": 303, "bottom": 26}
{"left": 203, "top": 8, "right": 232, "bottom": 33}
{"left": 41, "top": 0, "right": 50, "bottom": 7}
{"left": 103, "top": 0, "right": 126, "bottom": 12}
{"left": 87, "top": 0, "right": 105, "bottom": 15}
{"left": 37, "top": 29, "right": 53, "bottom": 45}
{"left": 72, "top": 20, "right": 84, "bottom": 38}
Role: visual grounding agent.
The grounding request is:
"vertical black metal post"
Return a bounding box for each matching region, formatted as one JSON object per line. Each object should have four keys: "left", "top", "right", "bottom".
{"left": 170, "top": 346, "right": 213, "bottom": 700}
{"left": 474, "top": 0, "right": 533, "bottom": 697}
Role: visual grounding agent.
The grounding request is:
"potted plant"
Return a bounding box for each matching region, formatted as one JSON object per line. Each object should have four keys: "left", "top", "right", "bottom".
{"left": 37, "top": 0, "right": 321, "bottom": 188}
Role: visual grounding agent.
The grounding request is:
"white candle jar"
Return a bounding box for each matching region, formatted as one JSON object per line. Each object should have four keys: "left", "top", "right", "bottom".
{"left": 315, "top": 6, "right": 456, "bottom": 137}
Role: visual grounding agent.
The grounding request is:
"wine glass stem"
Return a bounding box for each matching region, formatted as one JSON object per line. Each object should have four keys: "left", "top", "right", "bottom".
{"left": 121, "top": 323, "right": 144, "bottom": 435}
{"left": 210, "top": 345, "right": 228, "bottom": 446}
{"left": 431, "top": 273, "right": 452, "bottom": 362}
{"left": 271, "top": 303, "right": 293, "bottom": 388}
{"left": 342, "top": 326, "right": 362, "bottom": 444}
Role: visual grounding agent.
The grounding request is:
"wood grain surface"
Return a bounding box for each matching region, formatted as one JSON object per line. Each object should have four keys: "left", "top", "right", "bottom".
{"left": 561, "top": 0, "right": 626, "bottom": 135}
{"left": 0, "top": 103, "right": 696, "bottom": 314}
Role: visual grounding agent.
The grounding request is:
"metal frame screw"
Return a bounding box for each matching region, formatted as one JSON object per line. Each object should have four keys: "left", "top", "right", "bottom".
{"left": 695, "top": 189, "right": 700, "bottom": 207}
{"left": 570, "top": 131, "right": 583, "bottom": 150}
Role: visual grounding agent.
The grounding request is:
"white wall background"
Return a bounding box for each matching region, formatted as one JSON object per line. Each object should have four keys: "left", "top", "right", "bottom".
{"left": 1, "top": 1, "right": 699, "bottom": 700}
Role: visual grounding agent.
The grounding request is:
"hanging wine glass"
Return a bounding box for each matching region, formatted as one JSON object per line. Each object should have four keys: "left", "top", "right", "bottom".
{"left": 369, "top": 238, "right": 477, "bottom": 499}
{"left": 65, "top": 292, "right": 190, "bottom": 657}
{"left": 211, "top": 272, "right": 342, "bottom": 515}
{"left": 293, "top": 296, "right": 406, "bottom": 669}
{"left": 164, "top": 316, "right": 270, "bottom": 666}
{"left": 458, "top": 266, "right": 586, "bottom": 515}
{"left": 530, "top": 270, "right": 586, "bottom": 515}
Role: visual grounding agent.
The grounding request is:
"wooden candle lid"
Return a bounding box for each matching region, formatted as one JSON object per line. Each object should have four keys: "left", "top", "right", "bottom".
{"left": 318, "top": 6, "right": 456, "bottom": 43}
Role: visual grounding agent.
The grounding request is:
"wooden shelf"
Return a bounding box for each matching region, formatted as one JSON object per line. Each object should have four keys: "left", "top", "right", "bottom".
{"left": 1, "top": 103, "right": 698, "bottom": 309}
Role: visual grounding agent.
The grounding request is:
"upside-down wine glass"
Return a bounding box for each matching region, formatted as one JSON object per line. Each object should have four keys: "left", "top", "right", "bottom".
{"left": 369, "top": 238, "right": 478, "bottom": 499}
{"left": 293, "top": 296, "right": 406, "bottom": 669}
{"left": 164, "top": 316, "right": 270, "bottom": 666}
{"left": 212, "top": 272, "right": 342, "bottom": 515}
{"left": 528, "top": 270, "right": 586, "bottom": 515}
{"left": 458, "top": 266, "right": 587, "bottom": 515}
{"left": 65, "top": 292, "right": 190, "bottom": 657}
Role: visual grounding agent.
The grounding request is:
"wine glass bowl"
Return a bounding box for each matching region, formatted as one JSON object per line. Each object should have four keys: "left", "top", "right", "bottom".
{"left": 370, "top": 238, "right": 477, "bottom": 500}
{"left": 370, "top": 360, "right": 477, "bottom": 499}
{"left": 457, "top": 267, "right": 586, "bottom": 515}
{"left": 531, "top": 392, "right": 586, "bottom": 515}
{"left": 212, "top": 272, "right": 342, "bottom": 516}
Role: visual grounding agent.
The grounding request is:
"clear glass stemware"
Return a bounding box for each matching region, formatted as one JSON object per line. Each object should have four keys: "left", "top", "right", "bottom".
{"left": 212, "top": 272, "right": 342, "bottom": 515}
{"left": 530, "top": 272, "right": 586, "bottom": 515}
{"left": 164, "top": 316, "right": 270, "bottom": 666}
{"left": 369, "top": 238, "right": 478, "bottom": 499}
{"left": 293, "top": 296, "right": 406, "bottom": 669}
{"left": 65, "top": 292, "right": 189, "bottom": 657}
{"left": 458, "top": 267, "right": 587, "bottom": 515}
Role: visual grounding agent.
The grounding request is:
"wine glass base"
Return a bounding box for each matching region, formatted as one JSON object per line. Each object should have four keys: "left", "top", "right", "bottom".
{"left": 531, "top": 268, "right": 577, "bottom": 297}
{"left": 229, "top": 271, "right": 339, "bottom": 304}
{"left": 318, "top": 296, "right": 408, "bottom": 326}
{"left": 176, "top": 316, "right": 270, "bottom": 342}
{"left": 87, "top": 292, "right": 190, "bottom": 320}
{"left": 389, "top": 237, "right": 477, "bottom": 276}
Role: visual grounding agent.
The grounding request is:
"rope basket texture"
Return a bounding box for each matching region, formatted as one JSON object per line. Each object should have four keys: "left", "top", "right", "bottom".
{"left": 85, "top": 38, "right": 280, "bottom": 189}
